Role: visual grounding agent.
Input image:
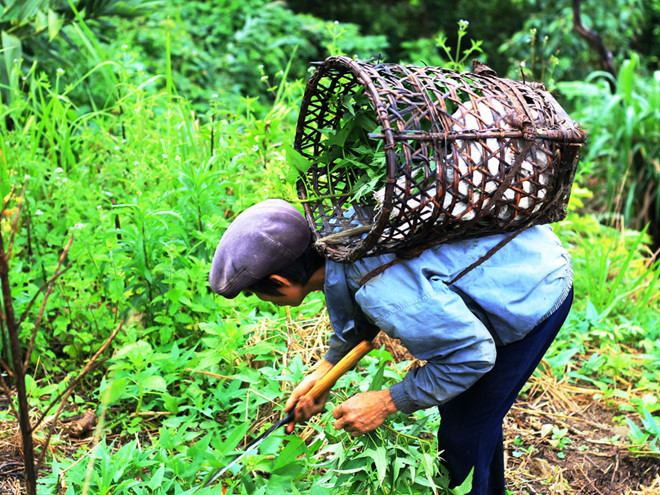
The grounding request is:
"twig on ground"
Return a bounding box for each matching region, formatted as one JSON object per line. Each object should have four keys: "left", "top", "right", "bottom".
{"left": 0, "top": 354, "right": 14, "bottom": 379}
{"left": 611, "top": 451, "right": 621, "bottom": 490}
{"left": 185, "top": 368, "right": 236, "bottom": 381}
{"left": 34, "top": 319, "right": 124, "bottom": 472}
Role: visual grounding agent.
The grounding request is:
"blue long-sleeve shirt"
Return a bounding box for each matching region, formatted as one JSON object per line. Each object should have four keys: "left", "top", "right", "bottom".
{"left": 323, "top": 224, "right": 573, "bottom": 414}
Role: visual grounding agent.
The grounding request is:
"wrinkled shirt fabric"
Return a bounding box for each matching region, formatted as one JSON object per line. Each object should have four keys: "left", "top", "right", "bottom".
{"left": 323, "top": 224, "right": 573, "bottom": 415}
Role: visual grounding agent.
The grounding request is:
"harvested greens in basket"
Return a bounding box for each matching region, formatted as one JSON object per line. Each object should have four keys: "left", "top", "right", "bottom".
{"left": 289, "top": 90, "right": 386, "bottom": 203}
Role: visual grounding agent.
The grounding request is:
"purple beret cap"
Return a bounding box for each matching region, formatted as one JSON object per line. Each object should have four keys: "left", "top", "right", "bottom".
{"left": 209, "top": 199, "right": 311, "bottom": 298}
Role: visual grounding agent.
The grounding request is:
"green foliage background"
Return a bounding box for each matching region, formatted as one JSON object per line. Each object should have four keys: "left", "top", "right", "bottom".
{"left": 0, "top": 0, "right": 658, "bottom": 494}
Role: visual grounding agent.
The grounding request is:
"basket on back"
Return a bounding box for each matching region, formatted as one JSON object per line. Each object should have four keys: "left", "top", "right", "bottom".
{"left": 294, "top": 56, "right": 586, "bottom": 263}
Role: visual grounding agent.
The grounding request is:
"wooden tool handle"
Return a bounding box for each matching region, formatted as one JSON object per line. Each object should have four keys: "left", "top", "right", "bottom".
{"left": 306, "top": 340, "right": 374, "bottom": 401}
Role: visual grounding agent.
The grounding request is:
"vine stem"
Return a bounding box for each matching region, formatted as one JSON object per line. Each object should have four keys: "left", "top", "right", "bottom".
{"left": 381, "top": 423, "right": 435, "bottom": 449}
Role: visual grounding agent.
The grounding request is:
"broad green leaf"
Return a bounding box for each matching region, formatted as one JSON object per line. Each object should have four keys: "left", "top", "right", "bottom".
{"left": 641, "top": 407, "right": 660, "bottom": 436}
{"left": 142, "top": 375, "right": 167, "bottom": 393}
{"left": 48, "top": 9, "right": 64, "bottom": 40}
{"left": 24, "top": 374, "right": 35, "bottom": 395}
{"left": 451, "top": 467, "right": 474, "bottom": 495}
{"left": 35, "top": 9, "right": 48, "bottom": 32}
{"left": 585, "top": 299, "right": 600, "bottom": 322}
{"left": 285, "top": 146, "right": 312, "bottom": 173}
{"left": 2, "top": 0, "right": 46, "bottom": 22}
{"left": 187, "top": 433, "right": 212, "bottom": 459}
{"left": 392, "top": 455, "right": 411, "bottom": 483}
{"left": 113, "top": 341, "right": 153, "bottom": 364}
{"left": 368, "top": 364, "right": 386, "bottom": 392}
{"left": 103, "top": 377, "right": 128, "bottom": 405}
{"left": 196, "top": 350, "right": 223, "bottom": 369}
{"left": 373, "top": 445, "right": 387, "bottom": 485}
{"left": 272, "top": 436, "right": 307, "bottom": 472}
{"left": 217, "top": 422, "right": 250, "bottom": 455}
{"left": 626, "top": 417, "right": 648, "bottom": 444}
{"left": 1, "top": 31, "right": 21, "bottom": 82}
{"left": 148, "top": 465, "right": 165, "bottom": 489}
{"left": 544, "top": 347, "right": 579, "bottom": 370}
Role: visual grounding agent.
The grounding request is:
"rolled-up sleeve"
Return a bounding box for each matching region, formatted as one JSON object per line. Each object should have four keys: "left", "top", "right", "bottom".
{"left": 355, "top": 273, "right": 497, "bottom": 414}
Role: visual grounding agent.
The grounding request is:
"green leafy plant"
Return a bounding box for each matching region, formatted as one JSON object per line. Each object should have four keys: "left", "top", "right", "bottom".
{"left": 555, "top": 186, "right": 660, "bottom": 329}
{"left": 549, "top": 427, "right": 572, "bottom": 459}
{"left": 558, "top": 55, "right": 660, "bottom": 232}
{"left": 306, "top": 360, "right": 469, "bottom": 495}
{"left": 499, "top": 0, "right": 656, "bottom": 82}
{"left": 0, "top": 0, "right": 160, "bottom": 106}
{"left": 307, "top": 90, "right": 385, "bottom": 202}
{"left": 434, "top": 20, "right": 483, "bottom": 72}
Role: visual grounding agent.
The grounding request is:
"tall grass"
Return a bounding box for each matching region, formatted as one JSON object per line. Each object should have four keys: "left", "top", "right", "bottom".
{"left": 558, "top": 55, "right": 660, "bottom": 228}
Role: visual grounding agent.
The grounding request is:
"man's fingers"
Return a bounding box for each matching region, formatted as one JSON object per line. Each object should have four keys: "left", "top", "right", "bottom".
{"left": 332, "top": 405, "right": 348, "bottom": 431}
{"left": 333, "top": 417, "right": 363, "bottom": 437}
{"left": 285, "top": 378, "right": 317, "bottom": 412}
{"left": 284, "top": 391, "right": 301, "bottom": 412}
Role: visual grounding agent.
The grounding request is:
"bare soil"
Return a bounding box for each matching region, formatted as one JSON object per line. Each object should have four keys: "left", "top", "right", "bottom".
{"left": 504, "top": 369, "right": 660, "bottom": 494}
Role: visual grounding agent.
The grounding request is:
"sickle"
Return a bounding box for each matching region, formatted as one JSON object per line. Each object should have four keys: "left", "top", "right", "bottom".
{"left": 201, "top": 339, "right": 375, "bottom": 489}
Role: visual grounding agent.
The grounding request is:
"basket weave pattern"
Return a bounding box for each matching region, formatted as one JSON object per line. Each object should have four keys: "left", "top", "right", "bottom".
{"left": 294, "top": 57, "right": 586, "bottom": 263}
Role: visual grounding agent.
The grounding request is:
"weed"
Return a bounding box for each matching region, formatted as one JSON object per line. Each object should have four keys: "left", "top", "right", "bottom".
{"left": 549, "top": 427, "right": 572, "bottom": 459}
{"left": 435, "top": 20, "right": 483, "bottom": 72}
{"left": 558, "top": 55, "right": 660, "bottom": 231}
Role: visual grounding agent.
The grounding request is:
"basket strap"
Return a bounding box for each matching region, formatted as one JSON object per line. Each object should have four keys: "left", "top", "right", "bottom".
{"left": 358, "top": 228, "right": 524, "bottom": 288}
{"left": 446, "top": 229, "right": 524, "bottom": 285}
{"left": 358, "top": 256, "right": 405, "bottom": 286}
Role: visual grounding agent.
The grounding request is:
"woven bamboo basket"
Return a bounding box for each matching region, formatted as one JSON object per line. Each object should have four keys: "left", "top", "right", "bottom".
{"left": 294, "top": 56, "right": 586, "bottom": 263}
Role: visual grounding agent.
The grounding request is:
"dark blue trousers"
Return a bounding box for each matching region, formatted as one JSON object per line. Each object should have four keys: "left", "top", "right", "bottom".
{"left": 437, "top": 288, "right": 574, "bottom": 495}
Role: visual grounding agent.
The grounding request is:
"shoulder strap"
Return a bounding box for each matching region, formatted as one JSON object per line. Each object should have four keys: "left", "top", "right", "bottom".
{"left": 358, "top": 228, "right": 524, "bottom": 288}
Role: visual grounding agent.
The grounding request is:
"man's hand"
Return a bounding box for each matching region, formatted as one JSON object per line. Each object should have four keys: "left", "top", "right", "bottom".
{"left": 332, "top": 389, "right": 398, "bottom": 436}
{"left": 284, "top": 359, "right": 334, "bottom": 433}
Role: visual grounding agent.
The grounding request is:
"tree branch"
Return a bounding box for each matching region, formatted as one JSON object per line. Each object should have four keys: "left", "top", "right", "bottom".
{"left": 23, "top": 234, "right": 74, "bottom": 370}
{"left": 32, "top": 319, "right": 124, "bottom": 434}
{"left": 0, "top": 219, "right": 37, "bottom": 495}
{"left": 0, "top": 353, "right": 15, "bottom": 378}
{"left": 15, "top": 265, "right": 73, "bottom": 333}
{"left": 572, "top": 0, "right": 616, "bottom": 92}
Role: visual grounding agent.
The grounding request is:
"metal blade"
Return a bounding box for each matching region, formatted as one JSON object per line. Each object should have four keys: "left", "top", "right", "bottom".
{"left": 202, "top": 410, "right": 294, "bottom": 488}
